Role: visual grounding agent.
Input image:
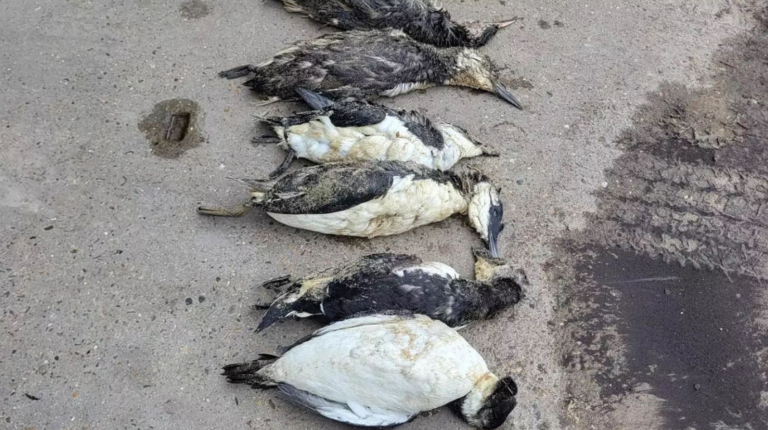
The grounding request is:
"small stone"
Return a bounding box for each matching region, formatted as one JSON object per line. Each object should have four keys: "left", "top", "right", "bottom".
{"left": 185, "top": 298, "right": 193, "bottom": 306}
{"left": 198, "top": 296, "right": 206, "bottom": 303}
{"left": 516, "top": 179, "right": 524, "bottom": 185}
{"left": 664, "top": 289, "right": 671, "bottom": 295}
{"left": 693, "top": 383, "right": 701, "bottom": 391}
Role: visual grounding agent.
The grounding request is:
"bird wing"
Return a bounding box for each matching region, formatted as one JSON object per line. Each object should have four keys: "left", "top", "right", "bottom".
{"left": 325, "top": 100, "right": 391, "bottom": 127}
{"left": 313, "top": 31, "right": 445, "bottom": 97}
{"left": 398, "top": 109, "right": 446, "bottom": 149}
{"left": 251, "top": 30, "right": 445, "bottom": 100}
{"left": 262, "top": 161, "right": 441, "bottom": 214}
{"left": 322, "top": 261, "right": 467, "bottom": 325}
{"left": 273, "top": 314, "right": 484, "bottom": 413}
{"left": 278, "top": 384, "right": 415, "bottom": 427}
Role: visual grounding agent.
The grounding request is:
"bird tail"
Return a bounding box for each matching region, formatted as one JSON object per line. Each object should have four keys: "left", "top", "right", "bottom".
{"left": 295, "top": 87, "right": 335, "bottom": 109}
{"left": 219, "top": 64, "right": 256, "bottom": 79}
{"left": 222, "top": 354, "right": 280, "bottom": 388}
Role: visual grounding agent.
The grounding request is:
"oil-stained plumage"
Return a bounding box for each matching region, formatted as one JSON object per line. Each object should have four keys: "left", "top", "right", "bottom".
{"left": 254, "top": 248, "right": 527, "bottom": 332}
{"left": 219, "top": 29, "right": 522, "bottom": 109}
{"left": 223, "top": 313, "right": 518, "bottom": 429}
{"left": 197, "top": 161, "right": 504, "bottom": 256}
{"left": 258, "top": 88, "right": 498, "bottom": 178}
{"left": 274, "top": 0, "right": 516, "bottom": 48}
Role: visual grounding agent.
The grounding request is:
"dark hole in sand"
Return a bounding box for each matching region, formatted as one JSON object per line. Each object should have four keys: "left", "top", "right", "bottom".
{"left": 138, "top": 99, "right": 204, "bottom": 158}
{"left": 166, "top": 113, "right": 190, "bottom": 142}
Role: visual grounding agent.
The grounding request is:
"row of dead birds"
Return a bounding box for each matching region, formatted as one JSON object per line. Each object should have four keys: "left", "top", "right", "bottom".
{"left": 199, "top": 1, "right": 528, "bottom": 428}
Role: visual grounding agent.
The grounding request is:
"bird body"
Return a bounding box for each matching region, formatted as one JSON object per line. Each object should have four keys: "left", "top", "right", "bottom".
{"left": 223, "top": 314, "right": 518, "bottom": 428}
{"left": 197, "top": 161, "right": 504, "bottom": 255}
{"left": 276, "top": 0, "right": 514, "bottom": 47}
{"left": 258, "top": 88, "right": 494, "bottom": 177}
{"left": 220, "top": 29, "right": 521, "bottom": 108}
{"left": 267, "top": 172, "right": 467, "bottom": 237}
{"left": 254, "top": 250, "right": 526, "bottom": 332}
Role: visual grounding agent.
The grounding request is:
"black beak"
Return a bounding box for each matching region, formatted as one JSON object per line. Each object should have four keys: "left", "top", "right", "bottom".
{"left": 493, "top": 83, "right": 523, "bottom": 110}
{"left": 487, "top": 203, "right": 504, "bottom": 258}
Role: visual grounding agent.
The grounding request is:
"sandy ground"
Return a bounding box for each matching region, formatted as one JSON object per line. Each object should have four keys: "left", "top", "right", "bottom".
{"left": 2, "top": 0, "right": 766, "bottom": 429}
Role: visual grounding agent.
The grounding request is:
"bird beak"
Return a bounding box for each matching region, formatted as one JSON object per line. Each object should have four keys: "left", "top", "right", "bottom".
{"left": 495, "top": 19, "right": 518, "bottom": 29}
{"left": 493, "top": 82, "right": 523, "bottom": 110}
{"left": 487, "top": 203, "right": 504, "bottom": 258}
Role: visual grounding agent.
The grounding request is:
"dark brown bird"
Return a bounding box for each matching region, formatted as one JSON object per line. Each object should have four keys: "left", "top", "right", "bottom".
{"left": 220, "top": 29, "right": 522, "bottom": 109}
{"left": 253, "top": 248, "right": 527, "bottom": 333}
{"left": 274, "top": 0, "right": 516, "bottom": 48}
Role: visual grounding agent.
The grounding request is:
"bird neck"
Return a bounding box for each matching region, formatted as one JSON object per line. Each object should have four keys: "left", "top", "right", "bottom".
{"left": 461, "top": 372, "right": 501, "bottom": 422}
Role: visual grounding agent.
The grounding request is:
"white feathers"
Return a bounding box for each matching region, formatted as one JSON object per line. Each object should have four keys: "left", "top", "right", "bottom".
{"left": 263, "top": 314, "right": 493, "bottom": 417}
{"left": 381, "top": 81, "right": 434, "bottom": 97}
{"left": 267, "top": 176, "right": 468, "bottom": 238}
{"left": 285, "top": 114, "right": 436, "bottom": 166}
{"left": 461, "top": 374, "right": 503, "bottom": 427}
{"left": 285, "top": 311, "right": 319, "bottom": 318}
{"left": 395, "top": 262, "right": 460, "bottom": 280}
{"left": 276, "top": 113, "right": 484, "bottom": 171}
{"left": 278, "top": 385, "right": 414, "bottom": 427}
{"left": 467, "top": 182, "right": 498, "bottom": 241}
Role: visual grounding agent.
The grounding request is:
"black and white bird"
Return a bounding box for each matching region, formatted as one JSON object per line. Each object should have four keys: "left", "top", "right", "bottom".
{"left": 257, "top": 88, "right": 498, "bottom": 178}
{"left": 223, "top": 313, "right": 518, "bottom": 428}
{"left": 273, "top": 0, "right": 516, "bottom": 48}
{"left": 254, "top": 248, "right": 527, "bottom": 332}
{"left": 220, "top": 29, "right": 522, "bottom": 109}
{"left": 197, "top": 161, "right": 504, "bottom": 256}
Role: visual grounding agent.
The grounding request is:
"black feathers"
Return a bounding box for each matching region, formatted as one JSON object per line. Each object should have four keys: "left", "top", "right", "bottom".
{"left": 222, "top": 354, "right": 280, "bottom": 388}
{"left": 254, "top": 253, "right": 526, "bottom": 331}
{"left": 263, "top": 89, "right": 446, "bottom": 149}
{"left": 277, "top": 0, "right": 503, "bottom": 48}
{"left": 227, "top": 30, "right": 452, "bottom": 101}
{"left": 259, "top": 161, "right": 459, "bottom": 214}
{"left": 296, "top": 87, "right": 334, "bottom": 109}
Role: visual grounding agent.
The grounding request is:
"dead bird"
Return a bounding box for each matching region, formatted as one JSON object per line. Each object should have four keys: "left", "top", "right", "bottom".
{"left": 223, "top": 313, "right": 518, "bottom": 428}
{"left": 254, "top": 248, "right": 527, "bottom": 332}
{"left": 220, "top": 29, "right": 522, "bottom": 109}
{"left": 197, "top": 161, "right": 504, "bottom": 256}
{"left": 273, "top": 0, "right": 516, "bottom": 48}
{"left": 257, "top": 88, "right": 498, "bottom": 178}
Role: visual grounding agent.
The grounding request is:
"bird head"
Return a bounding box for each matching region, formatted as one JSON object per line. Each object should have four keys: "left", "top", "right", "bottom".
{"left": 471, "top": 247, "right": 526, "bottom": 313}
{"left": 457, "top": 19, "right": 517, "bottom": 48}
{"left": 456, "top": 375, "right": 518, "bottom": 429}
{"left": 436, "top": 123, "right": 498, "bottom": 158}
{"left": 466, "top": 178, "right": 504, "bottom": 258}
{"left": 447, "top": 49, "right": 522, "bottom": 109}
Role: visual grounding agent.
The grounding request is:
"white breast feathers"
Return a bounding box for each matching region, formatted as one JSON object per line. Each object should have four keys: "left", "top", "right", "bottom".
{"left": 395, "top": 262, "right": 461, "bottom": 280}
{"left": 263, "top": 314, "right": 491, "bottom": 416}
{"left": 267, "top": 175, "right": 468, "bottom": 238}
{"left": 285, "top": 115, "right": 445, "bottom": 168}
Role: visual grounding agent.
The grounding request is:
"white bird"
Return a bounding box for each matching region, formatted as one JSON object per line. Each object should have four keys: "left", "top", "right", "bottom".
{"left": 254, "top": 248, "right": 527, "bottom": 332}
{"left": 223, "top": 313, "right": 518, "bottom": 428}
{"left": 256, "top": 88, "right": 498, "bottom": 178}
{"left": 197, "top": 161, "right": 505, "bottom": 256}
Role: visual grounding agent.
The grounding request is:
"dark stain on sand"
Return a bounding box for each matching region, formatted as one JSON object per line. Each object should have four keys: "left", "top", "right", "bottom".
{"left": 138, "top": 99, "right": 204, "bottom": 158}
{"left": 551, "top": 5, "right": 768, "bottom": 429}
{"left": 180, "top": 0, "right": 210, "bottom": 20}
